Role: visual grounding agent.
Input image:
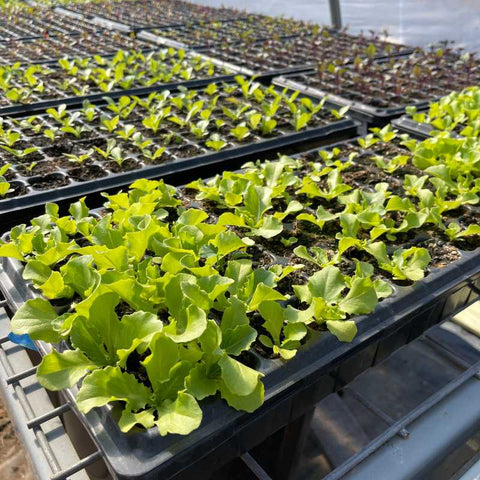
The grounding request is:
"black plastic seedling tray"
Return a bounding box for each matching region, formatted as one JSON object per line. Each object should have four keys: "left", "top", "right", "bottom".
{"left": 0, "top": 31, "right": 151, "bottom": 66}
{"left": 0, "top": 119, "right": 357, "bottom": 225}
{"left": 182, "top": 51, "right": 314, "bottom": 86}
{"left": 0, "top": 177, "right": 478, "bottom": 480}
{"left": 137, "top": 19, "right": 301, "bottom": 51}
{"left": 392, "top": 116, "right": 438, "bottom": 139}
{"left": 1, "top": 133, "right": 479, "bottom": 478}
{"left": 93, "top": 16, "right": 245, "bottom": 35}
{"left": 13, "top": 46, "right": 159, "bottom": 69}
{"left": 0, "top": 7, "right": 102, "bottom": 41}
{"left": 53, "top": 6, "right": 133, "bottom": 34}
{"left": 0, "top": 31, "right": 84, "bottom": 43}
{"left": 196, "top": 33, "right": 414, "bottom": 77}
{"left": 139, "top": 30, "right": 299, "bottom": 52}
{"left": 0, "top": 72, "right": 236, "bottom": 117}
{"left": 273, "top": 70, "right": 434, "bottom": 126}
{"left": 0, "top": 85, "right": 359, "bottom": 229}
{"left": 273, "top": 47, "right": 480, "bottom": 126}
{"left": 57, "top": 1, "right": 247, "bottom": 32}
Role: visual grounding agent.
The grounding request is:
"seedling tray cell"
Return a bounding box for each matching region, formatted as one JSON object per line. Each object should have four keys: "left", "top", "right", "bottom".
{"left": 0, "top": 132, "right": 478, "bottom": 479}
{"left": 0, "top": 79, "right": 359, "bottom": 227}
{"left": 273, "top": 49, "right": 480, "bottom": 125}
{"left": 197, "top": 29, "right": 412, "bottom": 76}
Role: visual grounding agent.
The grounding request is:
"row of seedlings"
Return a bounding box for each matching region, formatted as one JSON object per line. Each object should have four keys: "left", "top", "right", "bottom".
{"left": 273, "top": 45, "right": 480, "bottom": 124}
{"left": 0, "top": 48, "right": 232, "bottom": 109}
{"left": 139, "top": 17, "right": 317, "bottom": 50}
{"left": 0, "top": 76, "right": 357, "bottom": 217}
{"left": 0, "top": 122, "right": 478, "bottom": 478}
{"left": 0, "top": 30, "right": 150, "bottom": 65}
{"left": 0, "top": 3, "right": 101, "bottom": 40}
{"left": 61, "top": 0, "right": 249, "bottom": 30}
{"left": 394, "top": 85, "right": 480, "bottom": 138}
{"left": 197, "top": 27, "right": 411, "bottom": 75}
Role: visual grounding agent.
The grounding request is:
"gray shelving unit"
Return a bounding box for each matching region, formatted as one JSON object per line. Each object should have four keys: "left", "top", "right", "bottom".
{"left": 0, "top": 295, "right": 107, "bottom": 480}
{"left": 294, "top": 305, "right": 480, "bottom": 480}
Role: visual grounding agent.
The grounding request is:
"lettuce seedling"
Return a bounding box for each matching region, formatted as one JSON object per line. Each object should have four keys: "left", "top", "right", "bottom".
{"left": 0, "top": 163, "right": 11, "bottom": 197}
{"left": 443, "top": 222, "right": 480, "bottom": 240}
{"left": 258, "top": 301, "right": 307, "bottom": 359}
{"left": 63, "top": 149, "right": 94, "bottom": 165}
{"left": 297, "top": 169, "right": 352, "bottom": 201}
{"left": 190, "top": 119, "right": 210, "bottom": 139}
{"left": 365, "top": 243, "right": 431, "bottom": 281}
{"left": 0, "top": 146, "right": 38, "bottom": 159}
{"left": 230, "top": 124, "right": 250, "bottom": 141}
{"left": 206, "top": 133, "right": 227, "bottom": 152}
{"left": 218, "top": 184, "right": 301, "bottom": 239}
{"left": 46, "top": 104, "right": 67, "bottom": 123}
{"left": 101, "top": 115, "right": 120, "bottom": 133}
{"left": 286, "top": 266, "right": 384, "bottom": 342}
{"left": 115, "top": 124, "right": 136, "bottom": 141}
{"left": 143, "top": 147, "right": 167, "bottom": 163}
{"left": 0, "top": 128, "right": 20, "bottom": 147}
{"left": 294, "top": 245, "right": 338, "bottom": 268}
{"left": 142, "top": 108, "right": 171, "bottom": 133}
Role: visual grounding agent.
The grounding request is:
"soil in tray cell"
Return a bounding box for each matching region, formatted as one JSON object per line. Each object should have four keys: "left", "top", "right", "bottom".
{"left": 28, "top": 173, "right": 70, "bottom": 191}
{"left": 67, "top": 165, "right": 109, "bottom": 182}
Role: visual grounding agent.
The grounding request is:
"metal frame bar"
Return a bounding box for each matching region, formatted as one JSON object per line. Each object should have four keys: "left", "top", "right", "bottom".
{"left": 27, "top": 403, "right": 71, "bottom": 430}
{"left": 422, "top": 336, "right": 480, "bottom": 379}
{"left": 323, "top": 360, "right": 480, "bottom": 480}
{"left": 50, "top": 451, "right": 103, "bottom": 480}
{"left": 344, "top": 388, "right": 410, "bottom": 439}
{"left": 241, "top": 453, "right": 273, "bottom": 480}
{"left": 0, "top": 333, "right": 63, "bottom": 476}
{"left": 329, "top": 0, "right": 342, "bottom": 30}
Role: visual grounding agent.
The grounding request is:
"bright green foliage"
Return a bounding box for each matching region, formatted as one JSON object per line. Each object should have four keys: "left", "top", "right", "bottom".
{"left": 1, "top": 116, "right": 478, "bottom": 438}
{"left": 408, "top": 87, "right": 480, "bottom": 138}
{"left": 0, "top": 48, "right": 227, "bottom": 106}
{"left": 4, "top": 178, "right": 270, "bottom": 436}
{"left": 0, "top": 163, "right": 11, "bottom": 197}
{"left": 0, "top": 76, "right": 336, "bottom": 182}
